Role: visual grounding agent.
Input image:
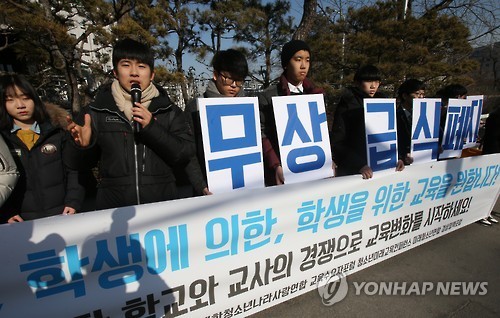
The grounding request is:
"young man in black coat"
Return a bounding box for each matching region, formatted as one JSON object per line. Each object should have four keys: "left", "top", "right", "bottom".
{"left": 67, "top": 38, "right": 194, "bottom": 210}
{"left": 330, "top": 65, "right": 404, "bottom": 179}
{"left": 396, "top": 79, "right": 426, "bottom": 166}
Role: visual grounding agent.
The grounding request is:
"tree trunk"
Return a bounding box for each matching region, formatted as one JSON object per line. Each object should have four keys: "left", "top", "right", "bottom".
{"left": 65, "top": 66, "right": 83, "bottom": 114}
{"left": 293, "top": 0, "right": 317, "bottom": 40}
{"left": 176, "top": 48, "right": 189, "bottom": 108}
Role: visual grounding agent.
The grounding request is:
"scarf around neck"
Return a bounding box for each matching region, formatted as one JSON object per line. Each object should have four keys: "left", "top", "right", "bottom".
{"left": 111, "top": 80, "right": 160, "bottom": 120}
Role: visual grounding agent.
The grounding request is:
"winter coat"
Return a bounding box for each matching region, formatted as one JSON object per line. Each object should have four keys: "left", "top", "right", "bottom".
{"left": 69, "top": 83, "right": 195, "bottom": 210}
{"left": 0, "top": 103, "right": 84, "bottom": 222}
{"left": 258, "top": 74, "right": 324, "bottom": 185}
{"left": 482, "top": 107, "right": 500, "bottom": 154}
{"left": 330, "top": 86, "right": 385, "bottom": 176}
{"left": 396, "top": 107, "right": 412, "bottom": 164}
{"left": 0, "top": 134, "right": 18, "bottom": 206}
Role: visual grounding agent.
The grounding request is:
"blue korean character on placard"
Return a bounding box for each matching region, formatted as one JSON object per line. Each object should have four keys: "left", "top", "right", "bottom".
{"left": 365, "top": 101, "right": 398, "bottom": 171}
{"left": 282, "top": 101, "right": 327, "bottom": 173}
{"left": 412, "top": 100, "right": 441, "bottom": 161}
{"left": 201, "top": 98, "right": 264, "bottom": 192}
{"left": 442, "top": 104, "right": 471, "bottom": 151}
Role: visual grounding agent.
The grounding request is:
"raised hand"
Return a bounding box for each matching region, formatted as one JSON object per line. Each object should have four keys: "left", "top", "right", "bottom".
{"left": 66, "top": 114, "right": 92, "bottom": 147}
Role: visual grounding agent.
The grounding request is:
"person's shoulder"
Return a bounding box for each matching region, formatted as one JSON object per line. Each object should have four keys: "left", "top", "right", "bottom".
{"left": 151, "top": 84, "right": 175, "bottom": 108}
{"left": 44, "top": 103, "right": 69, "bottom": 130}
{"left": 261, "top": 84, "right": 277, "bottom": 94}
{"left": 185, "top": 98, "right": 198, "bottom": 113}
{"left": 374, "top": 91, "right": 387, "bottom": 98}
{"left": 337, "top": 87, "right": 357, "bottom": 103}
{"left": 258, "top": 85, "right": 278, "bottom": 103}
{"left": 89, "top": 83, "right": 114, "bottom": 108}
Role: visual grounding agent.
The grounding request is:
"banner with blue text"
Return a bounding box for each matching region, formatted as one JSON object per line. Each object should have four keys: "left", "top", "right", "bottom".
{"left": 0, "top": 155, "right": 499, "bottom": 317}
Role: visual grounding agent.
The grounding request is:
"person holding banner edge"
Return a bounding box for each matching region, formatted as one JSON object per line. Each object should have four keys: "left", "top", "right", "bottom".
{"left": 478, "top": 105, "right": 500, "bottom": 226}
{"left": 330, "top": 65, "right": 405, "bottom": 179}
{"left": 66, "top": 38, "right": 194, "bottom": 210}
{"left": 436, "top": 83, "right": 468, "bottom": 157}
{"left": 396, "top": 79, "right": 426, "bottom": 166}
{"left": 181, "top": 49, "right": 249, "bottom": 196}
{"left": 258, "top": 39, "right": 325, "bottom": 186}
{"left": 0, "top": 134, "right": 18, "bottom": 207}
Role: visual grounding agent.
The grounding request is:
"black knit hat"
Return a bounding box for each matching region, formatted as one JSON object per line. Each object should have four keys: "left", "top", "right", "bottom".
{"left": 281, "top": 40, "right": 310, "bottom": 68}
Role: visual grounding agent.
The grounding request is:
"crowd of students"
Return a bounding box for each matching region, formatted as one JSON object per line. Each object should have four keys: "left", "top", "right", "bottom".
{"left": 0, "top": 38, "right": 498, "bottom": 224}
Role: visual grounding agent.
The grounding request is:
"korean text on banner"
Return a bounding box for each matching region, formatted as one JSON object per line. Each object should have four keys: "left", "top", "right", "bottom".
{"left": 0, "top": 155, "right": 499, "bottom": 317}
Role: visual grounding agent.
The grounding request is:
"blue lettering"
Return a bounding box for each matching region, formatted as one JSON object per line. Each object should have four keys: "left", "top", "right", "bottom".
{"left": 208, "top": 153, "right": 261, "bottom": 189}
{"left": 309, "top": 101, "right": 326, "bottom": 142}
{"left": 144, "top": 230, "right": 167, "bottom": 274}
{"left": 282, "top": 103, "right": 311, "bottom": 146}
{"left": 413, "top": 102, "right": 431, "bottom": 139}
{"left": 287, "top": 146, "right": 325, "bottom": 173}
{"left": 369, "top": 143, "right": 397, "bottom": 171}
{"left": 413, "top": 141, "right": 439, "bottom": 160}
{"left": 367, "top": 102, "right": 396, "bottom": 129}
{"left": 206, "top": 104, "right": 257, "bottom": 152}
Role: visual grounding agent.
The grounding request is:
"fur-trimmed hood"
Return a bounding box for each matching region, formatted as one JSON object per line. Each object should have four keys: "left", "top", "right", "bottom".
{"left": 45, "top": 103, "right": 70, "bottom": 131}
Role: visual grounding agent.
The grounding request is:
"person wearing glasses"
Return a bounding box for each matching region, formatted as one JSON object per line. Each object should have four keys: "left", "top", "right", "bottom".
{"left": 258, "top": 40, "right": 324, "bottom": 186}
{"left": 181, "top": 49, "right": 249, "bottom": 196}
{"left": 396, "top": 79, "right": 426, "bottom": 166}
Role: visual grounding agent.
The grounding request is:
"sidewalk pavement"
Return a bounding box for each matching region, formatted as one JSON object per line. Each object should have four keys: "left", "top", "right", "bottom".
{"left": 251, "top": 210, "right": 500, "bottom": 318}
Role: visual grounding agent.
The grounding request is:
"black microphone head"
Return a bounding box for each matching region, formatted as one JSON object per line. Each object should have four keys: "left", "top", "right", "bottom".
{"left": 130, "top": 83, "right": 142, "bottom": 103}
{"left": 130, "top": 83, "right": 142, "bottom": 132}
{"left": 130, "top": 83, "right": 141, "bottom": 92}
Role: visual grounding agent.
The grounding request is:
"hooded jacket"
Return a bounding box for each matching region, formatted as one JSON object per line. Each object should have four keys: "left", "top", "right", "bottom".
{"left": 70, "top": 83, "right": 194, "bottom": 210}
{"left": 0, "top": 103, "right": 84, "bottom": 222}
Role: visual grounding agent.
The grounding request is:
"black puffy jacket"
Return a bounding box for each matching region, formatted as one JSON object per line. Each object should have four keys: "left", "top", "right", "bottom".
{"left": 70, "top": 84, "right": 195, "bottom": 210}
{"left": 0, "top": 104, "right": 84, "bottom": 222}
{"left": 330, "top": 87, "right": 386, "bottom": 176}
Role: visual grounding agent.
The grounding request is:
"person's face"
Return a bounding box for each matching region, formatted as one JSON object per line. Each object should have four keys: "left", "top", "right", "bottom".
{"left": 409, "top": 90, "right": 425, "bottom": 99}
{"left": 403, "top": 89, "right": 425, "bottom": 109}
{"left": 359, "top": 80, "right": 380, "bottom": 97}
{"left": 4, "top": 85, "right": 35, "bottom": 128}
{"left": 285, "top": 50, "right": 310, "bottom": 86}
{"left": 113, "top": 59, "right": 154, "bottom": 92}
{"left": 213, "top": 71, "right": 243, "bottom": 97}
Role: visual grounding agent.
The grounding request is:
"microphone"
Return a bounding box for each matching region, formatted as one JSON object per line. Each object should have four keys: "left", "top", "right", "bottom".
{"left": 130, "top": 83, "right": 142, "bottom": 133}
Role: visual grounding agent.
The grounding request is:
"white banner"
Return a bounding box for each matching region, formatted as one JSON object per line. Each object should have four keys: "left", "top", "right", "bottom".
{"left": 271, "top": 94, "right": 333, "bottom": 184}
{"left": 198, "top": 97, "right": 264, "bottom": 193}
{"left": 411, "top": 98, "right": 441, "bottom": 164}
{"left": 1, "top": 155, "right": 499, "bottom": 318}
{"left": 364, "top": 98, "right": 398, "bottom": 172}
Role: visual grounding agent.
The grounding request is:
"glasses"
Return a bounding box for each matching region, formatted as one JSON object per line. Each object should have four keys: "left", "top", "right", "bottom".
{"left": 218, "top": 73, "right": 244, "bottom": 88}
